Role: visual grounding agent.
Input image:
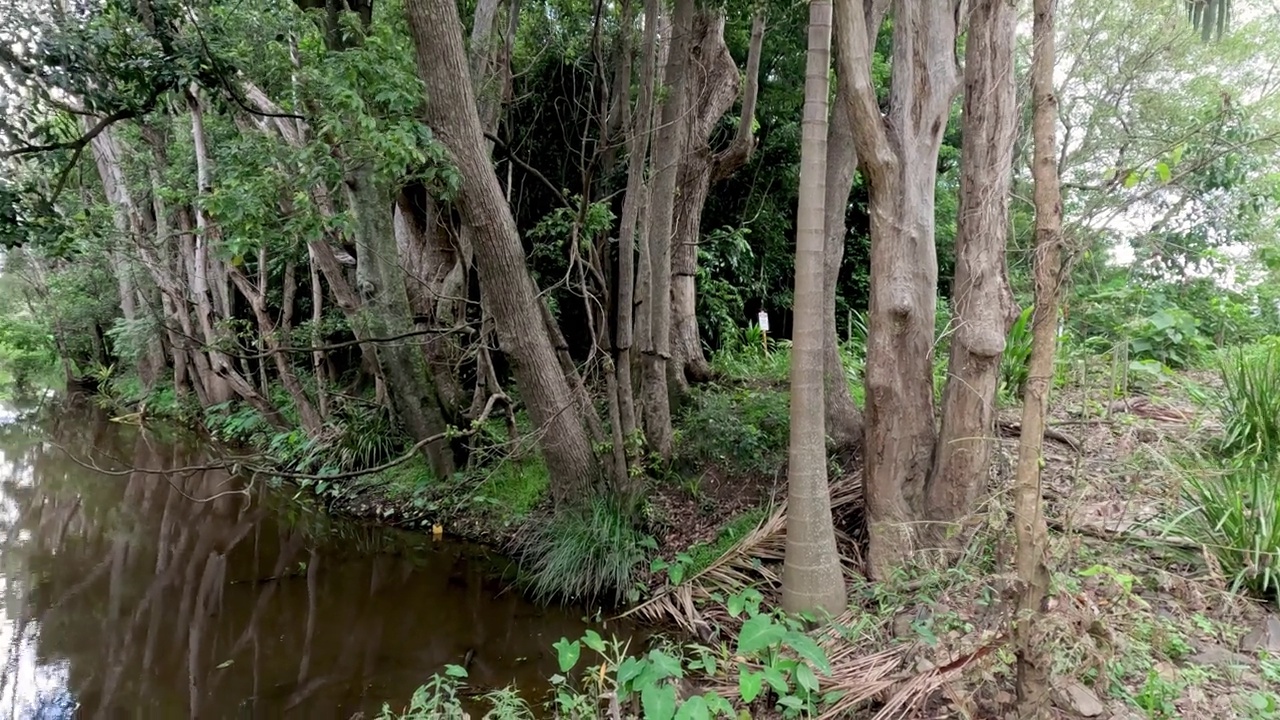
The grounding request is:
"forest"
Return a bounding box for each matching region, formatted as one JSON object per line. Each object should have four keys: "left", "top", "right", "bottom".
{"left": 1, "top": 0, "right": 1279, "bottom": 716}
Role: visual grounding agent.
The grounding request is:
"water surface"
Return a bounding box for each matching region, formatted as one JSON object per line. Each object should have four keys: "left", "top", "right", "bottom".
{"left": 0, "top": 400, "right": 623, "bottom": 719}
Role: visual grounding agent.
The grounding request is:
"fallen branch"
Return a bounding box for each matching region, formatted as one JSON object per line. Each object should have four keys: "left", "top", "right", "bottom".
{"left": 998, "top": 419, "right": 1082, "bottom": 453}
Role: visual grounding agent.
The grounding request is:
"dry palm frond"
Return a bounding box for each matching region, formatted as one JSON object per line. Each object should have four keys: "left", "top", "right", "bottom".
{"left": 620, "top": 473, "right": 864, "bottom": 632}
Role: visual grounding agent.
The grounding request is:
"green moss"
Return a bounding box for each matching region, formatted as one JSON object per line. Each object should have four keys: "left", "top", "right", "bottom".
{"left": 367, "top": 456, "right": 436, "bottom": 501}
{"left": 682, "top": 507, "right": 767, "bottom": 576}
{"left": 475, "top": 455, "right": 550, "bottom": 522}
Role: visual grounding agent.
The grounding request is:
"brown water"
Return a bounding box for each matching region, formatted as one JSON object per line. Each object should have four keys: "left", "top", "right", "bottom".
{"left": 0, "top": 399, "right": 630, "bottom": 719}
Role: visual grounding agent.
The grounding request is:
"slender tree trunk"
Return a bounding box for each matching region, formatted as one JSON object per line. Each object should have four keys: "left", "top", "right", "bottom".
{"left": 405, "top": 0, "right": 602, "bottom": 500}
{"left": 306, "top": 245, "right": 330, "bottom": 418}
{"left": 187, "top": 91, "right": 282, "bottom": 420}
{"left": 612, "top": 0, "right": 660, "bottom": 495}
{"left": 640, "top": 0, "right": 694, "bottom": 460}
{"left": 1015, "top": 0, "right": 1061, "bottom": 713}
{"left": 783, "top": 0, "right": 846, "bottom": 617}
{"left": 927, "top": 0, "right": 1018, "bottom": 545}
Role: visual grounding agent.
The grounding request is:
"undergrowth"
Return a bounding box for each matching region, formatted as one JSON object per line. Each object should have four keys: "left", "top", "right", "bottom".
{"left": 515, "top": 495, "right": 655, "bottom": 604}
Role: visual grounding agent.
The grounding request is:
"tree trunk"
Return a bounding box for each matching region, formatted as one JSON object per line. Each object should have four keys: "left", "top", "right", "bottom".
{"left": 782, "top": 0, "right": 846, "bottom": 617}
{"left": 1015, "top": 0, "right": 1061, "bottom": 713}
{"left": 835, "top": 0, "right": 960, "bottom": 579}
{"left": 86, "top": 125, "right": 164, "bottom": 388}
{"left": 640, "top": 0, "right": 694, "bottom": 460}
{"left": 228, "top": 250, "right": 326, "bottom": 437}
{"left": 187, "top": 91, "right": 281, "bottom": 420}
{"left": 611, "top": 0, "right": 661, "bottom": 496}
{"left": 405, "top": 0, "right": 602, "bottom": 501}
{"left": 927, "top": 0, "right": 1018, "bottom": 546}
{"left": 668, "top": 9, "right": 763, "bottom": 388}
{"left": 346, "top": 166, "right": 456, "bottom": 479}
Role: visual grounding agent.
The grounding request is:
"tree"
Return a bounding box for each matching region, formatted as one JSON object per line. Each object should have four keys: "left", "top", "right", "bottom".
{"left": 404, "top": 0, "right": 603, "bottom": 500}
{"left": 835, "top": 0, "right": 1018, "bottom": 576}
{"left": 782, "top": 0, "right": 846, "bottom": 616}
{"left": 1014, "top": 0, "right": 1062, "bottom": 713}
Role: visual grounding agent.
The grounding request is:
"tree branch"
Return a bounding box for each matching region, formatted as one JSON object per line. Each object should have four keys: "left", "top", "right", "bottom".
{"left": 833, "top": 0, "right": 898, "bottom": 183}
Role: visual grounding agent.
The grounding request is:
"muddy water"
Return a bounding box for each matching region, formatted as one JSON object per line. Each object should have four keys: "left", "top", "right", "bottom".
{"left": 0, "top": 400, "right": 629, "bottom": 719}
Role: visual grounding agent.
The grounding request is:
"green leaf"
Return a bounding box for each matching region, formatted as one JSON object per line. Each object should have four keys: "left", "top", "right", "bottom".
{"left": 783, "top": 632, "right": 832, "bottom": 674}
{"left": 1171, "top": 143, "right": 1186, "bottom": 166}
{"left": 553, "top": 638, "right": 581, "bottom": 673}
{"left": 794, "top": 662, "right": 819, "bottom": 694}
{"left": 675, "top": 695, "right": 710, "bottom": 720}
{"left": 738, "top": 667, "right": 764, "bottom": 703}
{"left": 762, "top": 665, "right": 789, "bottom": 693}
{"left": 583, "top": 629, "right": 606, "bottom": 653}
{"left": 444, "top": 664, "right": 468, "bottom": 679}
{"left": 1155, "top": 161, "right": 1171, "bottom": 183}
{"left": 1122, "top": 170, "right": 1141, "bottom": 188}
{"left": 617, "top": 656, "right": 645, "bottom": 689}
{"left": 642, "top": 683, "right": 678, "bottom": 720}
{"left": 778, "top": 695, "right": 804, "bottom": 710}
{"left": 704, "top": 693, "right": 735, "bottom": 716}
{"left": 648, "top": 649, "right": 684, "bottom": 680}
{"left": 727, "top": 592, "right": 745, "bottom": 618}
{"left": 669, "top": 563, "right": 685, "bottom": 586}
{"left": 737, "top": 614, "right": 787, "bottom": 655}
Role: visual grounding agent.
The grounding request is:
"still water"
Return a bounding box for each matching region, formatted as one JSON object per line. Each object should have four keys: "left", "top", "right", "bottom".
{"left": 0, "top": 399, "right": 626, "bottom": 719}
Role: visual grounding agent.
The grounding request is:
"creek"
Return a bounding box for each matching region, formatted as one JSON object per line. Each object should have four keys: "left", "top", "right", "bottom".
{"left": 0, "top": 398, "right": 627, "bottom": 719}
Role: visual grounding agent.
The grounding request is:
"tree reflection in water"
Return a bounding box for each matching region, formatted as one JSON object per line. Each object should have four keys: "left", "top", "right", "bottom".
{"left": 0, "top": 401, "right": 630, "bottom": 719}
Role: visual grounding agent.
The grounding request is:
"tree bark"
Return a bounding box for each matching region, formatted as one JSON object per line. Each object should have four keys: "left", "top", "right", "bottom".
{"left": 821, "top": 0, "right": 887, "bottom": 455}
{"left": 782, "top": 0, "right": 847, "bottom": 617}
{"left": 345, "top": 166, "right": 456, "bottom": 479}
{"left": 927, "top": 0, "right": 1018, "bottom": 546}
{"left": 668, "top": 9, "right": 764, "bottom": 388}
{"left": 835, "top": 0, "right": 961, "bottom": 579}
{"left": 611, "top": 0, "right": 660, "bottom": 496}
{"left": 640, "top": 0, "right": 694, "bottom": 460}
{"left": 1015, "top": 0, "right": 1061, "bottom": 713}
{"left": 405, "top": 0, "right": 602, "bottom": 501}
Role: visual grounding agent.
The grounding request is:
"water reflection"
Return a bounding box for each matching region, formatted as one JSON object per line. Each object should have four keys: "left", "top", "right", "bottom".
{"left": 0, "top": 402, "right": 624, "bottom": 719}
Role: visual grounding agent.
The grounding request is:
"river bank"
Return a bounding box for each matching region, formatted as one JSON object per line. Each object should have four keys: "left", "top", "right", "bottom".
{"left": 51, "top": 363, "right": 1280, "bottom": 720}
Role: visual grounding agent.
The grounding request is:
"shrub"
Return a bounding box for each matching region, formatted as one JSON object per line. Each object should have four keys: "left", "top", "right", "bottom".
{"left": 1000, "top": 305, "right": 1034, "bottom": 401}
{"left": 516, "top": 495, "right": 654, "bottom": 604}
{"left": 675, "top": 386, "right": 789, "bottom": 476}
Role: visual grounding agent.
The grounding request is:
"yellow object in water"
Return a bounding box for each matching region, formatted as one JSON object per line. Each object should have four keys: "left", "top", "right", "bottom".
{"left": 432, "top": 524, "right": 443, "bottom": 539}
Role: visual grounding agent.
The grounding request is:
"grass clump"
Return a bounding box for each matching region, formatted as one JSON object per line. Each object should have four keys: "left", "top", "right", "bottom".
{"left": 1177, "top": 461, "right": 1280, "bottom": 604}
{"left": 1218, "top": 339, "right": 1280, "bottom": 459}
{"left": 681, "top": 507, "right": 766, "bottom": 577}
{"left": 516, "top": 495, "right": 654, "bottom": 604}
{"left": 676, "top": 386, "right": 789, "bottom": 476}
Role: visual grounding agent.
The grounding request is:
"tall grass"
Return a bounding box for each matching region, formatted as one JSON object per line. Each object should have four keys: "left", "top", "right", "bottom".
{"left": 515, "top": 495, "right": 654, "bottom": 604}
{"left": 1173, "top": 339, "right": 1280, "bottom": 604}
{"left": 1218, "top": 341, "right": 1280, "bottom": 459}
{"left": 1177, "top": 462, "right": 1280, "bottom": 604}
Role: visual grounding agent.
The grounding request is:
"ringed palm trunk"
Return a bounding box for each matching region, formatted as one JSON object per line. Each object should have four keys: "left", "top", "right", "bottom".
{"left": 782, "top": 0, "right": 846, "bottom": 617}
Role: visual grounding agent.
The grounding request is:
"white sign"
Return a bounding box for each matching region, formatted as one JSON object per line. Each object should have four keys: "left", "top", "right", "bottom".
{"left": 757, "top": 311, "right": 770, "bottom": 333}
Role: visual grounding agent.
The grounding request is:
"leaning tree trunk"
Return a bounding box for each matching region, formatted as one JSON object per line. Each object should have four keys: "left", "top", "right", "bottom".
{"left": 406, "top": 0, "right": 602, "bottom": 501}
{"left": 668, "top": 9, "right": 764, "bottom": 389}
{"left": 782, "top": 0, "right": 846, "bottom": 617}
{"left": 835, "top": 0, "right": 960, "bottom": 579}
{"left": 1015, "top": 0, "right": 1061, "bottom": 713}
{"left": 927, "top": 0, "right": 1018, "bottom": 547}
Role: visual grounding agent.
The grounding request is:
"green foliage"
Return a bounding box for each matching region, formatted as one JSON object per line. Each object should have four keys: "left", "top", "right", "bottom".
{"left": 0, "top": 313, "right": 57, "bottom": 394}
{"left": 675, "top": 386, "right": 789, "bottom": 477}
{"left": 390, "top": 589, "right": 843, "bottom": 719}
{"left": 1217, "top": 340, "right": 1280, "bottom": 459}
{"left": 999, "top": 305, "right": 1034, "bottom": 402}
{"left": 516, "top": 496, "right": 655, "bottom": 604}
{"left": 473, "top": 455, "right": 551, "bottom": 524}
